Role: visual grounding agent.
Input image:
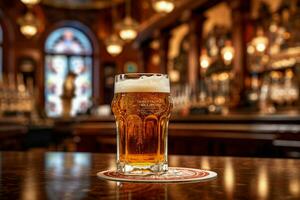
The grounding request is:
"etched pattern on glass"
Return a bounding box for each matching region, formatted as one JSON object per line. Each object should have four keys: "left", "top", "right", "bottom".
{"left": 112, "top": 92, "right": 172, "bottom": 167}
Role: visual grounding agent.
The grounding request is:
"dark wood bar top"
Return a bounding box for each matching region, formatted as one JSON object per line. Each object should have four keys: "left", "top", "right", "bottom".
{"left": 1, "top": 112, "right": 300, "bottom": 156}
{"left": 1, "top": 151, "right": 300, "bottom": 199}
{"left": 52, "top": 112, "right": 300, "bottom": 123}
{"left": 54, "top": 112, "right": 300, "bottom": 135}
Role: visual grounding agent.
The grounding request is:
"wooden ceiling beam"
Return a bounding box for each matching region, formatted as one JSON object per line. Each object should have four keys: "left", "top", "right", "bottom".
{"left": 133, "top": 0, "right": 221, "bottom": 47}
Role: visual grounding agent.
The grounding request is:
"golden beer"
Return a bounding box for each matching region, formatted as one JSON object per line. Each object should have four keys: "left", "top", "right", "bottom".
{"left": 112, "top": 74, "right": 172, "bottom": 174}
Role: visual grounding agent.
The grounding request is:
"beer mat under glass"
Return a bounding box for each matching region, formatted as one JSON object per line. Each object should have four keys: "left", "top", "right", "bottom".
{"left": 97, "top": 167, "right": 217, "bottom": 183}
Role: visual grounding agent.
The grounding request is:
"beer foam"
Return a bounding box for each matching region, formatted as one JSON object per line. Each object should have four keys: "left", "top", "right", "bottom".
{"left": 115, "top": 75, "right": 170, "bottom": 93}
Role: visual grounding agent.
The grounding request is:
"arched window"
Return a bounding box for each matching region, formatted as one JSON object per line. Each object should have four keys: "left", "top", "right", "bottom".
{"left": 45, "top": 27, "right": 93, "bottom": 117}
{"left": 0, "top": 25, "right": 3, "bottom": 80}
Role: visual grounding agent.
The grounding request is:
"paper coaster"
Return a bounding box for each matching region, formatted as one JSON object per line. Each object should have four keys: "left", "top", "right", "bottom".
{"left": 97, "top": 167, "right": 217, "bottom": 183}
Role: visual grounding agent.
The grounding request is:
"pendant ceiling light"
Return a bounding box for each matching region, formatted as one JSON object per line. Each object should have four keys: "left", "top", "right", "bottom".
{"left": 106, "top": 33, "right": 124, "bottom": 56}
{"left": 221, "top": 41, "right": 234, "bottom": 65}
{"left": 251, "top": 28, "right": 269, "bottom": 53}
{"left": 152, "top": 0, "right": 175, "bottom": 13}
{"left": 20, "top": 0, "right": 40, "bottom": 6}
{"left": 18, "top": 11, "right": 40, "bottom": 38}
{"left": 117, "top": 0, "right": 139, "bottom": 42}
{"left": 118, "top": 16, "right": 139, "bottom": 42}
{"left": 200, "top": 49, "right": 211, "bottom": 69}
{"left": 105, "top": 1, "right": 124, "bottom": 56}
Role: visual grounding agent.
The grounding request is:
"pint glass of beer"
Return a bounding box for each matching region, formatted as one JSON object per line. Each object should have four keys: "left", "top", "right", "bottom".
{"left": 111, "top": 73, "right": 172, "bottom": 174}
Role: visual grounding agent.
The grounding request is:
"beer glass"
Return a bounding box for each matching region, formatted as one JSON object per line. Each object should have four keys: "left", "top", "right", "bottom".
{"left": 111, "top": 73, "right": 172, "bottom": 174}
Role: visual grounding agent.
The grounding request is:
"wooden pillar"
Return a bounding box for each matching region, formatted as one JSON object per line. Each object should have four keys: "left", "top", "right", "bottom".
{"left": 228, "top": 0, "right": 251, "bottom": 106}
{"left": 158, "top": 30, "right": 169, "bottom": 74}
{"left": 139, "top": 41, "right": 151, "bottom": 72}
{"left": 188, "top": 12, "right": 206, "bottom": 89}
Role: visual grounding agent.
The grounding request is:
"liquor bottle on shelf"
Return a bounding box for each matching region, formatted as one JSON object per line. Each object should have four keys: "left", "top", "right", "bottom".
{"left": 0, "top": 73, "right": 35, "bottom": 117}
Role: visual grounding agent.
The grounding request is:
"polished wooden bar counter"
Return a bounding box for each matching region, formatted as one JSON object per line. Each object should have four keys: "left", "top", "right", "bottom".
{"left": 1, "top": 151, "right": 300, "bottom": 200}
{"left": 1, "top": 113, "right": 300, "bottom": 157}
{"left": 52, "top": 113, "right": 300, "bottom": 157}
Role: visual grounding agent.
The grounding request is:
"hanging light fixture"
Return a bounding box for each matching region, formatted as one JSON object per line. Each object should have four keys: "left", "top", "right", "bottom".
{"left": 20, "top": 0, "right": 40, "bottom": 6}
{"left": 251, "top": 28, "right": 269, "bottom": 53}
{"left": 105, "top": 33, "right": 124, "bottom": 56}
{"left": 152, "top": 0, "right": 175, "bottom": 13}
{"left": 18, "top": 11, "right": 40, "bottom": 38}
{"left": 105, "top": 1, "right": 124, "bottom": 56}
{"left": 117, "top": 0, "right": 139, "bottom": 41}
{"left": 221, "top": 41, "right": 234, "bottom": 65}
{"left": 200, "top": 49, "right": 211, "bottom": 69}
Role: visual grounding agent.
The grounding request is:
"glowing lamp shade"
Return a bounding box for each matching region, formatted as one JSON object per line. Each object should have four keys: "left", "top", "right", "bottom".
{"left": 20, "top": 24, "right": 38, "bottom": 37}
{"left": 221, "top": 44, "right": 234, "bottom": 65}
{"left": 107, "top": 44, "right": 123, "bottom": 56}
{"left": 200, "top": 53, "right": 210, "bottom": 69}
{"left": 223, "top": 51, "right": 233, "bottom": 61}
{"left": 252, "top": 29, "right": 268, "bottom": 53}
{"left": 118, "top": 17, "right": 139, "bottom": 41}
{"left": 153, "top": 0, "right": 175, "bottom": 13}
{"left": 18, "top": 12, "right": 39, "bottom": 38}
{"left": 120, "top": 29, "right": 137, "bottom": 41}
{"left": 20, "top": 0, "right": 40, "bottom": 5}
{"left": 255, "top": 39, "right": 267, "bottom": 52}
{"left": 105, "top": 34, "right": 124, "bottom": 56}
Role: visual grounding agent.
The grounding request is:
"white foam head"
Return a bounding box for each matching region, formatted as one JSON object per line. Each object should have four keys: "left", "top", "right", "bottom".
{"left": 114, "top": 74, "right": 170, "bottom": 93}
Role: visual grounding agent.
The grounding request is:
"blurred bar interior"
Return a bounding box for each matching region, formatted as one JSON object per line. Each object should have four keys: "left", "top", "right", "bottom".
{"left": 0, "top": 0, "right": 300, "bottom": 158}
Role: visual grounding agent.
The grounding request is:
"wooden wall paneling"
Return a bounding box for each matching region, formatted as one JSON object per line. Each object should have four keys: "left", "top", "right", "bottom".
{"left": 0, "top": 11, "right": 16, "bottom": 78}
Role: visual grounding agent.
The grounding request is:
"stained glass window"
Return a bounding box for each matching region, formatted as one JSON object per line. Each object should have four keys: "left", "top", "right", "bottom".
{"left": 45, "top": 27, "right": 93, "bottom": 117}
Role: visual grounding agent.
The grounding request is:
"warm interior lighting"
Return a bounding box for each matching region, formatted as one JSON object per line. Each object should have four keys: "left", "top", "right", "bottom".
{"left": 224, "top": 158, "right": 235, "bottom": 197}
{"left": 200, "top": 57, "right": 210, "bottom": 68}
{"left": 223, "top": 51, "right": 233, "bottom": 61}
{"left": 247, "top": 45, "right": 255, "bottom": 54}
{"left": 286, "top": 69, "right": 294, "bottom": 79}
{"left": 221, "top": 43, "right": 234, "bottom": 65}
{"left": 20, "top": 25, "right": 38, "bottom": 37}
{"left": 252, "top": 28, "right": 268, "bottom": 53}
{"left": 221, "top": 41, "right": 234, "bottom": 65}
{"left": 106, "top": 44, "right": 123, "bottom": 56}
{"left": 168, "top": 69, "right": 180, "bottom": 82}
{"left": 118, "top": 17, "right": 139, "bottom": 41}
{"left": 18, "top": 12, "right": 39, "bottom": 38}
{"left": 118, "top": 0, "right": 139, "bottom": 42}
{"left": 120, "top": 28, "right": 137, "bottom": 41}
{"left": 105, "top": 34, "right": 123, "bottom": 56}
{"left": 218, "top": 72, "right": 229, "bottom": 81}
{"left": 269, "top": 23, "right": 277, "bottom": 33}
{"left": 258, "top": 166, "right": 269, "bottom": 199}
{"left": 256, "top": 41, "right": 267, "bottom": 52}
{"left": 215, "top": 96, "right": 226, "bottom": 107}
{"left": 153, "top": 0, "right": 175, "bottom": 13}
{"left": 20, "top": 0, "right": 40, "bottom": 5}
{"left": 200, "top": 50, "right": 211, "bottom": 69}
